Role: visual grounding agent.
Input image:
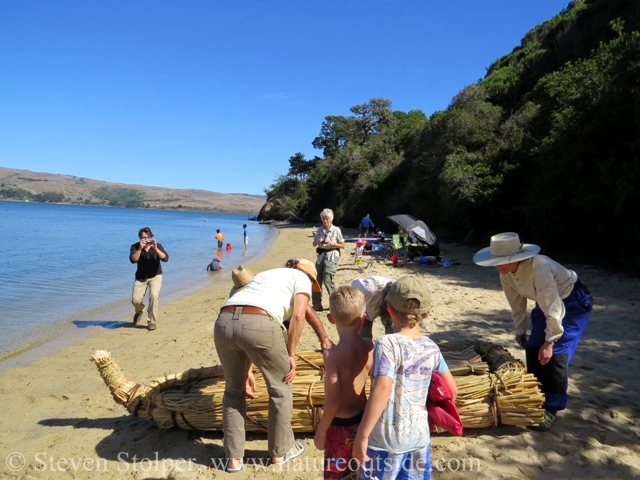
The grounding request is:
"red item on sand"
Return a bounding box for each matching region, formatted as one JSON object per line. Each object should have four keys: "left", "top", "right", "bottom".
{"left": 427, "top": 372, "right": 463, "bottom": 436}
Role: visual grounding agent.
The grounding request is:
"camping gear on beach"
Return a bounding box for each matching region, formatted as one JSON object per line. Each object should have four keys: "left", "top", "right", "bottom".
{"left": 92, "top": 339, "right": 544, "bottom": 433}
{"left": 387, "top": 214, "right": 440, "bottom": 259}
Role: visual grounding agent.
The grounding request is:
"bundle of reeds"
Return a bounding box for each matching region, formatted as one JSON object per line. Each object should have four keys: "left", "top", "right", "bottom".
{"left": 91, "top": 339, "right": 544, "bottom": 433}
{"left": 474, "top": 339, "right": 526, "bottom": 372}
{"left": 438, "top": 340, "right": 544, "bottom": 429}
{"left": 493, "top": 367, "right": 545, "bottom": 427}
{"left": 91, "top": 350, "right": 328, "bottom": 432}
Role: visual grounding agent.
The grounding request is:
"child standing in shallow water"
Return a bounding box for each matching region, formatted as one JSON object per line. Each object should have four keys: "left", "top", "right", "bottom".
{"left": 314, "top": 286, "right": 374, "bottom": 479}
{"left": 352, "top": 276, "right": 457, "bottom": 480}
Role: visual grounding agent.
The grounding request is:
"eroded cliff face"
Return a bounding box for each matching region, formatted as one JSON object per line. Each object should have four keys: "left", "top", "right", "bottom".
{"left": 257, "top": 199, "right": 273, "bottom": 221}
{"left": 257, "top": 197, "right": 289, "bottom": 221}
{"left": 257, "top": 196, "right": 309, "bottom": 223}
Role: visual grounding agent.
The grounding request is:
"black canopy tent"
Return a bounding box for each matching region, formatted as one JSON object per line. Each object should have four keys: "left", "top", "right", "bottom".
{"left": 387, "top": 214, "right": 440, "bottom": 258}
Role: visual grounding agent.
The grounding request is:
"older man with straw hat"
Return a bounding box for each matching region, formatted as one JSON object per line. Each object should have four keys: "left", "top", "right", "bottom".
{"left": 474, "top": 232, "right": 592, "bottom": 431}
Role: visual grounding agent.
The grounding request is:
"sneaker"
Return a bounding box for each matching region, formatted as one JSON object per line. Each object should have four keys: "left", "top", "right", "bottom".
{"left": 529, "top": 410, "right": 556, "bottom": 431}
{"left": 133, "top": 313, "right": 142, "bottom": 326}
{"left": 272, "top": 439, "right": 305, "bottom": 466}
{"left": 148, "top": 322, "right": 157, "bottom": 331}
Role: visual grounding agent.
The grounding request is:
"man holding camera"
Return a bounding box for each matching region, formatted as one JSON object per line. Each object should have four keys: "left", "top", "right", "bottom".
{"left": 129, "top": 227, "right": 169, "bottom": 331}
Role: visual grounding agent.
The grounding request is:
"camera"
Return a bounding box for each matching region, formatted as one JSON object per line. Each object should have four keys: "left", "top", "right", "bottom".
{"left": 143, "top": 239, "right": 153, "bottom": 244}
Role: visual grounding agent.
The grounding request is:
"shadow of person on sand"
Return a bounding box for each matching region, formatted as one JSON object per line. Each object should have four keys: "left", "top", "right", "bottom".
{"left": 38, "top": 416, "right": 312, "bottom": 473}
{"left": 72, "top": 320, "right": 129, "bottom": 329}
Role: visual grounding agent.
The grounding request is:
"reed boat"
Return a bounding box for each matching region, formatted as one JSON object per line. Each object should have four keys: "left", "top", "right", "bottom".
{"left": 91, "top": 340, "right": 544, "bottom": 432}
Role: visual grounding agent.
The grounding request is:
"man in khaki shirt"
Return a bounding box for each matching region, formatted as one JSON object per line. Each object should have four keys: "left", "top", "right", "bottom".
{"left": 474, "top": 232, "right": 592, "bottom": 432}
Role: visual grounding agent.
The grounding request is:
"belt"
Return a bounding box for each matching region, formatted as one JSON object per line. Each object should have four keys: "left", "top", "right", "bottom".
{"left": 221, "top": 306, "right": 270, "bottom": 316}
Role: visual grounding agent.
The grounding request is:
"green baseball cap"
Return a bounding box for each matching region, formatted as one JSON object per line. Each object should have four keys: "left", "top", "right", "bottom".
{"left": 386, "top": 276, "right": 432, "bottom": 314}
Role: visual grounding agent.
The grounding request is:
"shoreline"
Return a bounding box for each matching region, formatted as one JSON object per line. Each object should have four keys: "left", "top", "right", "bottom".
{"left": 0, "top": 224, "right": 639, "bottom": 479}
{"left": 0, "top": 225, "right": 279, "bottom": 374}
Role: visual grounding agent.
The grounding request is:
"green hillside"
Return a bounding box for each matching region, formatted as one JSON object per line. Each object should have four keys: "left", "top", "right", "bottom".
{"left": 261, "top": 0, "right": 640, "bottom": 271}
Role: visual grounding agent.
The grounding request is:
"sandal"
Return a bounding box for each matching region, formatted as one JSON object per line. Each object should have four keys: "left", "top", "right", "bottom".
{"left": 272, "top": 439, "right": 305, "bottom": 466}
{"left": 529, "top": 410, "right": 556, "bottom": 431}
{"left": 226, "top": 459, "right": 243, "bottom": 473}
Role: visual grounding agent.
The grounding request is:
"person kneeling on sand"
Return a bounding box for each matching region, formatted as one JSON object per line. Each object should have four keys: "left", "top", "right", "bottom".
{"left": 314, "top": 286, "right": 373, "bottom": 479}
{"left": 473, "top": 232, "right": 592, "bottom": 432}
{"left": 352, "top": 276, "right": 457, "bottom": 480}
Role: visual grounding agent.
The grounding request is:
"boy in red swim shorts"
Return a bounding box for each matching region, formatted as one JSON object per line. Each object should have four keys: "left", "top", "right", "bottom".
{"left": 314, "top": 286, "right": 373, "bottom": 479}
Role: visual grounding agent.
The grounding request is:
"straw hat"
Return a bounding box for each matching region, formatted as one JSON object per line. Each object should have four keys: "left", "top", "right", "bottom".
{"left": 473, "top": 232, "right": 541, "bottom": 267}
{"left": 386, "top": 276, "right": 432, "bottom": 314}
{"left": 231, "top": 265, "right": 256, "bottom": 288}
{"left": 294, "top": 259, "right": 321, "bottom": 292}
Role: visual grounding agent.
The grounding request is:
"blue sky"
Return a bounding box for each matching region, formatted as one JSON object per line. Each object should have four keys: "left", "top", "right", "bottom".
{"left": 1, "top": 1, "right": 570, "bottom": 195}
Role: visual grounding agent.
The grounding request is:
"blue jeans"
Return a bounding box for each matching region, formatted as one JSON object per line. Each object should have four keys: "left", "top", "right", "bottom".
{"left": 526, "top": 281, "right": 592, "bottom": 414}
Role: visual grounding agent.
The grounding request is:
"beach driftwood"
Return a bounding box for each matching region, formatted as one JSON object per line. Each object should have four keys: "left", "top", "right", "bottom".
{"left": 91, "top": 340, "right": 544, "bottom": 433}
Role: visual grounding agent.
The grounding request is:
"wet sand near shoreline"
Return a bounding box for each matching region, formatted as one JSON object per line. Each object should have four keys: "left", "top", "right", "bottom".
{"left": 0, "top": 223, "right": 638, "bottom": 479}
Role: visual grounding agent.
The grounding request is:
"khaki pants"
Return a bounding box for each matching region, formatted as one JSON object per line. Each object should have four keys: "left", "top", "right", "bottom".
{"left": 312, "top": 256, "right": 338, "bottom": 307}
{"left": 131, "top": 275, "right": 163, "bottom": 325}
{"left": 213, "top": 309, "right": 294, "bottom": 459}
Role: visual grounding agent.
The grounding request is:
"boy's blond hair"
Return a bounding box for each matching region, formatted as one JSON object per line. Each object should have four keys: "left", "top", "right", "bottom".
{"left": 388, "top": 299, "right": 428, "bottom": 327}
{"left": 329, "top": 286, "right": 366, "bottom": 327}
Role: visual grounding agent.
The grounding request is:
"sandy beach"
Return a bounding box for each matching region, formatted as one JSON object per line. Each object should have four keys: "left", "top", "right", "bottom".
{"left": 1, "top": 224, "right": 639, "bottom": 479}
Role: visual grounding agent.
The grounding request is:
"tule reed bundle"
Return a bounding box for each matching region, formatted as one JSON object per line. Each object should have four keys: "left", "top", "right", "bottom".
{"left": 440, "top": 340, "right": 545, "bottom": 428}
{"left": 91, "top": 350, "right": 328, "bottom": 432}
{"left": 91, "top": 338, "right": 543, "bottom": 433}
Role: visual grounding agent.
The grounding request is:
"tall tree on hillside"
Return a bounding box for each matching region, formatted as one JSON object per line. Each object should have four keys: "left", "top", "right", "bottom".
{"left": 287, "top": 153, "right": 318, "bottom": 179}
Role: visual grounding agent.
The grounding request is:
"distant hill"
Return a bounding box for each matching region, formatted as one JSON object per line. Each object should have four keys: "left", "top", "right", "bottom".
{"left": 0, "top": 167, "right": 266, "bottom": 214}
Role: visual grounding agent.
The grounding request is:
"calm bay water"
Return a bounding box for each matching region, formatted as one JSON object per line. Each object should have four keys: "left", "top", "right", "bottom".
{"left": 0, "top": 201, "right": 272, "bottom": 357}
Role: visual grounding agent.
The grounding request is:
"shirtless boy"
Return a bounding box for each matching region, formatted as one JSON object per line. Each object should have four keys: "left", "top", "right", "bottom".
{"left": 314, "top": 286, "right": 374, "bottom": 479}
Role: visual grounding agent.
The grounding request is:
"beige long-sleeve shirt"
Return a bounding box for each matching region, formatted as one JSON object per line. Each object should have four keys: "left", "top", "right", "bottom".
{"left": 499, "top": 255, "right": 577, "bottom": 343}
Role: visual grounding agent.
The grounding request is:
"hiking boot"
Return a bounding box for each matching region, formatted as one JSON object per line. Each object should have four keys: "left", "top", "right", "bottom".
{"left": 529, "top": 410, "right": 555, "bottom": 431}
{"left": 312, "top": 304, "right": 323, "bottom": 312}
{"left": 133, "top": 312, "right": 142, "bottom": 326}
{"left": 148, "top": 322, "right": 157, "bottom": 331}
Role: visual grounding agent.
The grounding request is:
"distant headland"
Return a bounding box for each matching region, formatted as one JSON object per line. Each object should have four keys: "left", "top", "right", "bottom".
{"left": 0, "top": 167, "right": 266, "bottom": 214}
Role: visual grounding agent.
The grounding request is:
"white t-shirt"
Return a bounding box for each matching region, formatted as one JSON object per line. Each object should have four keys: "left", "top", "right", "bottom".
{"left": 368, "top": 334, "right": 448, "bottom": 453}
{"left": 222, "top": 268, "right": 312, "bottom": 328}
{"left": 351, "top": 276, "right": 394, "bottom": 322}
